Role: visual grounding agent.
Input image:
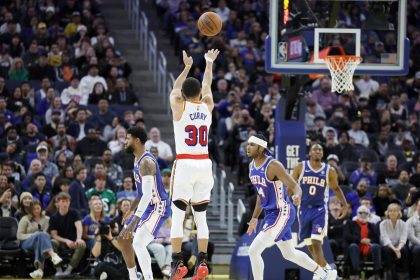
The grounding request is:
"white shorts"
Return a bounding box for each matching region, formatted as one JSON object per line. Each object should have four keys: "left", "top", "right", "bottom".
{"left": 170, "top": 158, "right": 214, "bottom": 204}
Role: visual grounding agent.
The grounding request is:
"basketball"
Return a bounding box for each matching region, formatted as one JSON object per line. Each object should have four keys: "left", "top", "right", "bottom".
{"left": 197, "top": 12, "right": 222, "bottom": 37}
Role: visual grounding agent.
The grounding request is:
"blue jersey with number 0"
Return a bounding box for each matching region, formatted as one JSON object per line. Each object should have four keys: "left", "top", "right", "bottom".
{"left": 298, "top": 161, "right": 330, "bottom": 208}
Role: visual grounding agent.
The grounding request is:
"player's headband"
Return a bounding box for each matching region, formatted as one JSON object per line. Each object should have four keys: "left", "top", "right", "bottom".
{"left": 248, "top": 136, "right": 268, "bottom": 149}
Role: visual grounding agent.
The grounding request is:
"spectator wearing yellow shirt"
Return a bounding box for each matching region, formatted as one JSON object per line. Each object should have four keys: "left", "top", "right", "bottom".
{"left": 48, "top": 44, "right": 62, "bottom": 68}
{"left": 64, "top": 11, "right": 82, "bottom": 37}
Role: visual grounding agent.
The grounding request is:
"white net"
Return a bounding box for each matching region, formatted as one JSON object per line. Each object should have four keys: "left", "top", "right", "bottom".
{"left": 325, "top": 56, "right": 362, "bottom": 93}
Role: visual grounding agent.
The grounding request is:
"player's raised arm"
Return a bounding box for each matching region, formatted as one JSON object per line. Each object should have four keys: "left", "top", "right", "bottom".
{"left": 201, "top": 49, "right": 219, "bottom": 112}
{"left": 170, "top": 51, "right": 193, "bottom": 106}
{"left": 328, "top": 166, "right": 349, "bottom": 219}
{"left": 269, "top": 161, "right": 302, "bottom": 206}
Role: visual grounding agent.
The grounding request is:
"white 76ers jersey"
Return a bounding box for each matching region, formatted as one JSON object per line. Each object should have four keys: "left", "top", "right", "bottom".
{"left": 173, "top": 101, "right": 212, "bottom": 154}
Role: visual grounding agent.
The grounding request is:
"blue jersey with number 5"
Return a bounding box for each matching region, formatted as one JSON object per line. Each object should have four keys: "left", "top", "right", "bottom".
{"left": 299, "top": 161, "right": 330, "bottom": 207}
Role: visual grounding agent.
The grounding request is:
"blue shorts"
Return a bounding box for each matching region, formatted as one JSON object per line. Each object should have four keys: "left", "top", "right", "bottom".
{"left": 261, "top": 204, "right": 295, "bottom": 243}
{"left": 298, "top": 205, "right": 327, "bottom": 245}
{"left": 125, "top": 200, "right": 170, "bottom": 237}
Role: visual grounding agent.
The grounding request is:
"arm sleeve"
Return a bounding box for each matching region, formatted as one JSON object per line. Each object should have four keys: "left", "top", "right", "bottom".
{"left": 134, "top": 175, "right": 153, "bottom": 218}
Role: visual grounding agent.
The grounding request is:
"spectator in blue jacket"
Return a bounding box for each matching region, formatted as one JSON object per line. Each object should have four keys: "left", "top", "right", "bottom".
{"left": 69, "top": 165, "right": 89, "bottom": 217}
{"left": 349, "top": 156, "right": 377, "bottom": 188}
{"left": 29, "top": 173, "right": 52, "bottom": 209}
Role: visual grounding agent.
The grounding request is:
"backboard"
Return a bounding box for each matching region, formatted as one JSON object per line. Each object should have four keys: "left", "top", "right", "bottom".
{"left": 266, "top": 0, "right": 410, "bottom": 75}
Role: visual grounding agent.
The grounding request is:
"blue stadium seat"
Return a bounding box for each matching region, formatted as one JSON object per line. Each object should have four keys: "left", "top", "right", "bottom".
{"left": 360, "top": 149, "right": 380, "bottom": 163}
{"left": 28, "top": 80, "right": 41, "bottom": 91}
{"left": 372, "top": 162, "right": 387, "bottom": 174}
{"left": 54, "top": 80, "right": 70, "bottom": 93}
{"left": 341, "top": 161, "right": 359, "bottom": 178}
{"left": 5, "top": 80, "right": 22, "bottom": 92}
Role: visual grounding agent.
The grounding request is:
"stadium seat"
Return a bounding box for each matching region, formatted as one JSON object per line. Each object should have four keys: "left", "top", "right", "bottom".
{"left": 360, "top": 149, "right": 380, "bottom": 163}
{"left": 340, "top": 185, "right": 352, "bottom": 194}
{"left": 372, "top": 162, "right": 387, "bottom": 174}
{"left": 54, "top": 80, "right": 70, "bottom": 93}
{"left": 368, "top": 185, "right": 378, "bottom": 195}
{"left": 28, "top": 80, "right": 41, "bottom": 91}
{"left": 5, "top": 80, "right": 22, "bottom": 92}
{"left": 0, "top": 217, "right": 23, "bottom": 276}
{"left": 341, "top": 161, "right": 359, "bottom": 178}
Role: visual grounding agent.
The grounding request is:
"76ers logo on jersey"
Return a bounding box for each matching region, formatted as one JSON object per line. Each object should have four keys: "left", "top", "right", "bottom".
{"left": 250, "top": 175, "right": 267, "bottom": 187}
{"left": 134, "top": 173, "right": 141, "bottom": 183}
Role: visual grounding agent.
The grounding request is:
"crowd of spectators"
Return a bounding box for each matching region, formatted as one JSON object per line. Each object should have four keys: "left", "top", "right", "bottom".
{"left": 0, "top": 0, "right": 207, "bottom": 279}
{"left": 154, "top": 0, "right": 420, "bottom": 278}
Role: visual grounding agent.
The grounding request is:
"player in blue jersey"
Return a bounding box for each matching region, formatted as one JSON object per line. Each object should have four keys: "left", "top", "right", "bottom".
{"left": 292, "top": 143, "right": 348, "bottom": 278}
{"left": 119, "top": 126, "right": 170, "bottom": 280}
{"left": 246, "top": 135, "right": 337, "bottom": 280}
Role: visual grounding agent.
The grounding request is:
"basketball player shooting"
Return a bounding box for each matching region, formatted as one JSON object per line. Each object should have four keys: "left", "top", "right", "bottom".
{"left": 118, "top": 127, "right": 170, "bottom": 280}
{"left": 292, "top": 143, "right": 349, "bottom": 279}
{"left": 169, "top": 49, "right": 219, "bottom": 280}
{"left": 246, "top": 135, "right": 337, "bottom": 280}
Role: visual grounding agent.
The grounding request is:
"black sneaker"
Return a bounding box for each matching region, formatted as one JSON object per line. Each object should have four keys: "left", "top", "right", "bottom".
{"left": 170, "top": 253, "right": 188, "bottom": 280}
{"left": 192, "top": 252, "right": 209, "bottom": 280}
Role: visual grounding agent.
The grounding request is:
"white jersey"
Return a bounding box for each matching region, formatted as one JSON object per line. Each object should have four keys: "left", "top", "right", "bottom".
{"left": 173, "top": 101, "right": 212, "bottom": 155}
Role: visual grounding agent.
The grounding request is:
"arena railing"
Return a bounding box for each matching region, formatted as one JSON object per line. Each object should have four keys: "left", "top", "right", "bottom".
{"left": 219, "top": 170, "right": 227, "bottom": 229}
{"left": 227, "top": 183, "right": 235, "bottom": 242}
{"left": 123, "top": 0, "right": 174, "bottom": 116}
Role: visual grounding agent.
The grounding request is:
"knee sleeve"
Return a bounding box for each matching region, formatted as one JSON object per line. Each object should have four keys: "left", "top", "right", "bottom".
{"left": 192, "top": 202, "right": 208, "bottom": 212}
{"left": 192, "top": 210, "right": 209, "bottom": 239}
{"left": 173, "top": 199, "right": 188, "bottom": 211}
{"left": 170, "top": 202, "right": 186, "bottom": 238}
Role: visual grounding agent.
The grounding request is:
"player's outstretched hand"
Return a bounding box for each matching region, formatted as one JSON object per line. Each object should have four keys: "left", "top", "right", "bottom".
{"left": 247, "top": 218, "right": 258, "bottom": 235}
{"left": 183, "top": 50, "right": 193, "bottom": 67}
{"left": 122, "top": 210, "right": 134, "bottom": 224}
{"left": 119, "top": 216, "right": 139, "bottom": 240}
{"left": 204, "top": 49, "right": 220, "bottom": 63}
{"left": 338, "top": 206, "right": 349, "bottom": 219}
{"left": 292, "top": 194, "right": 301, "bottom": 206}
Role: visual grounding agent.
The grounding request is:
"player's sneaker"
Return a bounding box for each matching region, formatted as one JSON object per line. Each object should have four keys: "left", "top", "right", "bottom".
{"left": 170, "top": 253, "right": 188, "bottom": 280}
{"left": 192, "top": 252, "right": 209, "bottom": 280}
{"left": 320, "top": 268, "right": 338, "bottom": 280}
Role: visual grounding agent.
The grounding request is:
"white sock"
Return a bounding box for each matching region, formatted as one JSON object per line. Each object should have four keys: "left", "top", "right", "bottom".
{"left": 128, "top": 266, "right": 137, "bottom": 280}
{"left": 324, "top": 263, "right": 332, "bottom": 270}
{"left": 249, "top": 236, "right": 268, "bottom": 280}
{"left": 314, "top": 265, "right": 327, "bottom": 277}
{"left": 66, "top": 265, "right": 73, "bottom": 272}
{"left": 133, "top": 225, "right": 155, "bottom": 280}
{"left": 276, "top": 240, "right": 326, "bottom": 276}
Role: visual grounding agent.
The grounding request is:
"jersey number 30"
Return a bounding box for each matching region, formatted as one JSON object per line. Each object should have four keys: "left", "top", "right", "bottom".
{"left": 185, "top": 125, "right": 208, "bottom": 146}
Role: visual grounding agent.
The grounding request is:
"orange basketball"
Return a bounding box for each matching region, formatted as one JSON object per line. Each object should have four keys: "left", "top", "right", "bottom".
{"left": 197, "top": 12, "right": 222, "bottom": 37}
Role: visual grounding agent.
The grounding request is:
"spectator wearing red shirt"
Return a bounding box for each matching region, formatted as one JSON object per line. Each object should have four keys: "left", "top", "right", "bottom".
{"left": 344, "top": 205, "right": 381, "bottom": 279}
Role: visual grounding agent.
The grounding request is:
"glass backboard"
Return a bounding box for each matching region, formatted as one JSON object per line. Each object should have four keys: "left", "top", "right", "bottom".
{"left": 266, "top": 0, "right": 410, "bottom": 75}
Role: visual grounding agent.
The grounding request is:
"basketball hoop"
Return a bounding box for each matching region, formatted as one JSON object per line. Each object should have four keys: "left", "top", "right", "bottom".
{"left": 324, "top": 55, "right": 362, "bottom": 94}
